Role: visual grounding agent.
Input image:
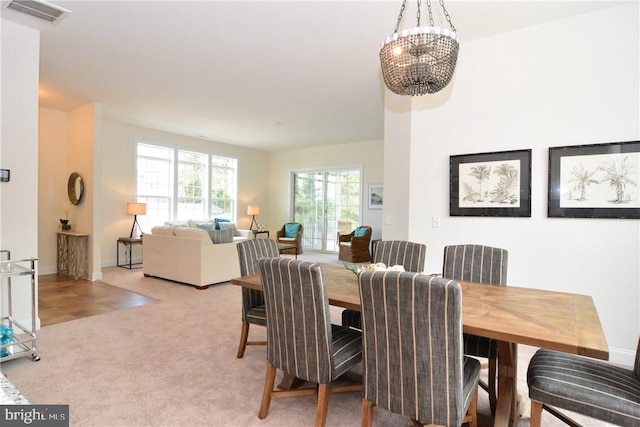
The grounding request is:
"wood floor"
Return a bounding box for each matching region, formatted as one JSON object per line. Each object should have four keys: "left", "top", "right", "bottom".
{"left": 38, "top": 274, "right": 156, "bottom": 327}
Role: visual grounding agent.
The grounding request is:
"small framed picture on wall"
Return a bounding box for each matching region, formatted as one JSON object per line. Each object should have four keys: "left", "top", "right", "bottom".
{"left": 368, "top": 184, "right": 383, "bottom": 209}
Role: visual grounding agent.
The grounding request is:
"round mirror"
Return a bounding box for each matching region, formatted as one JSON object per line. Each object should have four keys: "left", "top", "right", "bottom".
{"left": 67, "top": 172, "right": 84, "bottom": 205}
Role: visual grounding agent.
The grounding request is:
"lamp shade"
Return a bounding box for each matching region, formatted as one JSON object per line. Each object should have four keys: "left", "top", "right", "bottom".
{"left": 127, "top": 202, "right": 146, "bottom": 216}
{"left": 247, "top": 205, "right": 261, "bottom": 216}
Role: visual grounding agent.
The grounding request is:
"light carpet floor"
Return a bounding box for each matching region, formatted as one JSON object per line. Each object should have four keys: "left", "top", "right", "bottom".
{"left": 1, "top": 258, "right": 617, "bottom": 426}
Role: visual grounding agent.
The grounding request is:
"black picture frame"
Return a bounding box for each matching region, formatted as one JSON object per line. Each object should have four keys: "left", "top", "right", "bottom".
{"left": 548, "top": 141, "right": 640, "bottom": 219}
{"left": 450, "top": 149, "right": 532, "bottom": 217}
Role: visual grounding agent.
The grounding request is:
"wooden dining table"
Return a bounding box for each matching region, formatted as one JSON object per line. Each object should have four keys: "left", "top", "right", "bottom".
{"left": 231, "top": 263, "right": 609, "bottom": 427}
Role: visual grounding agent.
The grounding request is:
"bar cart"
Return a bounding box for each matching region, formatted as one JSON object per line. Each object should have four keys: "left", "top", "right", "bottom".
{"left": 0, "top": 250, "right": 40, "bottom": 362}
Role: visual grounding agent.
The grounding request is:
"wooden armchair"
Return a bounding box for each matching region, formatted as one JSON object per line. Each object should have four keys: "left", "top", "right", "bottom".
{"left": 338, "top": 226, "right": 372, "bottom": 263}
{"left": 276, "top": 222, "right": 303, "bottom": 255}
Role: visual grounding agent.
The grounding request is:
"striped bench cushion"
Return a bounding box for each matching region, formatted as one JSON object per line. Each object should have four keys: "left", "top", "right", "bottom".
{"left": 527, "top": 349, "right": 640, "bottom": 426}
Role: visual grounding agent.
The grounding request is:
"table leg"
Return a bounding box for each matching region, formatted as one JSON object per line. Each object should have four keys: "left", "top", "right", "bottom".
{"left": 494, "top": 341, "right": 519, "bottom": 427}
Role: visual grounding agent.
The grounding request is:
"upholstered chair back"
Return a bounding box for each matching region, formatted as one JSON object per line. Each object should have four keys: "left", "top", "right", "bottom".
{"left": 443, "top": 244, "right": 508, "bottom": 285}
{"left": 372, "top": 240, "right": 426, "bottom": 272}
{"left": 258, "top": 258, "right": 338, "bottom": 384}
{"left": 358, "top": 271, "right": 477, "bottom": 426}
{"left": 635, "top": 338, "right": 640, "bottom": 378}
{"left": 236, "top": 239, "right": 279, "bottom": 321}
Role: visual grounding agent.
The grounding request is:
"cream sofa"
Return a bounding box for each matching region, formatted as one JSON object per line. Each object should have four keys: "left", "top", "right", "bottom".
{"left": 142, "top": 226, "right": 251, "bottom": 289}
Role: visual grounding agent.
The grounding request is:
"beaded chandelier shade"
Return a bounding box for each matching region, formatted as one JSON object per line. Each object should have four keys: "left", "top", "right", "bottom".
{"left": 380, "top": 0, "right": 459, "bottom": 96}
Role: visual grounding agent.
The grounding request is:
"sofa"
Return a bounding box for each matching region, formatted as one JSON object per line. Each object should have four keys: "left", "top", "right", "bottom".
{"left": 142, "top": 225, "right": 251, "bottom": 289}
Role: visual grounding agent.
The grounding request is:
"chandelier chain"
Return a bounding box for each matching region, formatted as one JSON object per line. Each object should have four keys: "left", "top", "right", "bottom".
{"left": 426, "top": 0, "right": 433, "bottom": 27}
{"left": 439, "top": 0, "right": 456, "bottom": 32}
{"left": 393, "top": 0, "right": 407, "bottom": 33}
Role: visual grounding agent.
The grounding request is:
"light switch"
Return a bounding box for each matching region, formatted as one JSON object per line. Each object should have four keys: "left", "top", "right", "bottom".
{"left": 432, "top": 216, "right": 441, "bottom": 228}
{"left": 386, "top": 215, "right": 392, "bottom": 225}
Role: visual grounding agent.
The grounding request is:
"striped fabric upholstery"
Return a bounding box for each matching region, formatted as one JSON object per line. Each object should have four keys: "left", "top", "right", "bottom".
{"left": 442, "top": 244, "right": 508, "bottom": 414}
{"left": 237, "top": 239, "right": 280, "bottom": 324}
{"left": 342, "top": 240, "right": 427, "bottom": 330}
{"left": 235, "top": 239, "right": 280, "bottom": 358}
{"left": 258, "top": 258, "right": 362, "bottom": 384}
{"left": 372, "top": 240, "right": 427, "bottom": 272}
{"left": 358, "top": 271, "right": 481, "bottom": 426}
{"left": 527, "top": 340, "right": 640, "bottom": 426}
{"left": 443, "top": 244, "right": 508, "bottom": 285}
{"left": 443, "top": 244, "right": 508, "bottom": 360}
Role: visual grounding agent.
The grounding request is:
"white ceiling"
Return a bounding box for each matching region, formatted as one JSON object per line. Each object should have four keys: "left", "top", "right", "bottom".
{"left": 2, "top": 0, "right": 625, "bottom": 151}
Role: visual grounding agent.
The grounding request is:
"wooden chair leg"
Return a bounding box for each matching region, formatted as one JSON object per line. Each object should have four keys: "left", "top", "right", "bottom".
{"left": 530, "top": 400, "right": 543, "bottom": 427}
{"left": 258, "top": 362, "right": 277, "bottom": 419}
{"left": 314, "top": 383, "right": 331, "bottom": 427}
{"left": 361, "top": 399, "right": 375, "bottom": 427}
{"left": 488, "top": 357, "right": 497, "bottom": 415}
{"left": 236, "top": 321, "right": 250, "bottom": 358}
{"left": 468, "top": 386, "right": 478, "bottom": 427}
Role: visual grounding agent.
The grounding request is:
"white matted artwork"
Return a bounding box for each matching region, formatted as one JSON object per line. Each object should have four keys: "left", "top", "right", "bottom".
{"left": 368, "top": 184, "right": 383, "bottom": 209}
{"left": 548, "top": 141, "right": 640, "bottom": 218}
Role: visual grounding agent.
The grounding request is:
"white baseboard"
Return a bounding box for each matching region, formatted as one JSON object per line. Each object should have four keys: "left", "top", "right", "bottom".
{"left": 609, "top": 345, "right": 636, "bottom": 366}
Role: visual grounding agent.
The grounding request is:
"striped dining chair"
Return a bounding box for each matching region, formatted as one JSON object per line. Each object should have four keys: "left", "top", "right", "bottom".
{"left": 342, "top": 240, "right": 426, "bottom": 330}
{"left": 442, "top": 244, "right": 508, "bottom": 415}
{"left": 358, "top": 271, "right": 480, "bottom": 427}
{"left": 235, "top": 239, "right": 279, "bottom": 358}
{"left": 527, "top": 337, "right": 640, "bottom": 426}
{"left": 257, "top": 258, "right": 363, "bottom": 427}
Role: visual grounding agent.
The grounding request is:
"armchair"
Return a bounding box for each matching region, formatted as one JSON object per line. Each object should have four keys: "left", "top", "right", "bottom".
{"left": 276, "top": 222, "right": 303, "bottom": 255}
{"left": 338, "top": 226, "right": 372, "bottom": 263}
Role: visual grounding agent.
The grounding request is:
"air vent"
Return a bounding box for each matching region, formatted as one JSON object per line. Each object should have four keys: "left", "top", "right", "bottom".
{"left": 5, "top": 0, "right": 70, "bottom": 25}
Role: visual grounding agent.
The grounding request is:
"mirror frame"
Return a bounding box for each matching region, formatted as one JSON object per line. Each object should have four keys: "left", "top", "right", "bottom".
{"left": 67, "top": 172, "right": 84, "bottom": 205}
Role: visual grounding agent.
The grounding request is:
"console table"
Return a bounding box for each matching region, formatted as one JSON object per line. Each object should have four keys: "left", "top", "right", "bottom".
{"left": 56, "top": 231, "right": 89, "bottom": 279}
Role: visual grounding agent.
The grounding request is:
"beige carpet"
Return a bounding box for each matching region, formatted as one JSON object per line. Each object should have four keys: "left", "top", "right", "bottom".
{"left": 0, "top": 256, "right": 615, "bottom": 426}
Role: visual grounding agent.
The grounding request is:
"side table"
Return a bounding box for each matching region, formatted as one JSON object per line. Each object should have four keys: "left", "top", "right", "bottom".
{"left": 117, "top": 237, "right": 143, "bottom": 269}
{"left": 252, "top": 230, "right": 269, "bottom": 239}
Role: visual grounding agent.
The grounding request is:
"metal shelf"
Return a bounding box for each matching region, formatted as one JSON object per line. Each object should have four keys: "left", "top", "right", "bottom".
{"left": 1, "top": 251, "right": 40, "bottom": 362}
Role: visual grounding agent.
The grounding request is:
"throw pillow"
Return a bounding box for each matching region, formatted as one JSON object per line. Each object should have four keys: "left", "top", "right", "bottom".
{"left": 218, "top": 222, "right": 238, "bottom": 236}
{"left": 284, "top": 223, "right": 300, "bottom": 238}
{"left": 208, "top": 229, "right": 233, "bottom": 244}
{"left": 188, "top": 219, "right": 213, "bottom": 228}
{"left": 214, "top": 218, "right": 231, "bottom": 230}
{"left": 354, "top": 227, "right": 368, "bottom": 237}
{"left": 196, "top": 222, "right": 214, "bottom": 231}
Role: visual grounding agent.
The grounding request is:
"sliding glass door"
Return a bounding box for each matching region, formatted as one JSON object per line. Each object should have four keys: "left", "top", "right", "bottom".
{"left": 292, "top": 168, "right": 361, "bottom": 252}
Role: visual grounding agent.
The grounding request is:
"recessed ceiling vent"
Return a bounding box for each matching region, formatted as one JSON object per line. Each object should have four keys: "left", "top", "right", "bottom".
{"left": 5, "top": 0, "right": 70, "bottom": 25}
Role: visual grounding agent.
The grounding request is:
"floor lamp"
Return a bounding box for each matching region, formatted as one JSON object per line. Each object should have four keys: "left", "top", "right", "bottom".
{"left": 127, "top": 202, "right": 146, "bottom": 238}
{"left": 247, "top": 205, "right": 260, "bottom": 231}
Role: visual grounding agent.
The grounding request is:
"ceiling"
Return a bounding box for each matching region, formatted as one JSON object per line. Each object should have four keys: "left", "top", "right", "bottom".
{"left": 2, "top": 0, "right": 624, "bottom": 151}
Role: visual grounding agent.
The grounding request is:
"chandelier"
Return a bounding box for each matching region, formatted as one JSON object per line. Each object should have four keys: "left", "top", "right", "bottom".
{"left": 380, "top": 0, "right": 459, "bottom": 96}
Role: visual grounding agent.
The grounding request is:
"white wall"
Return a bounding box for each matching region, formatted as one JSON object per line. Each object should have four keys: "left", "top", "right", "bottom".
{"left": 100, "top": 120, "right": 269, "bottom": 267}
{"left": 1, "top": 18, "right": 40, "bottom": 328}
{"left": 69, "top": 103, "right": 102, "bottom": 280}
{"left": 38, "top": 108, "right": 69, "bottom": 271}
{"left": 266, "top": 140, "right": 384, "bottom": 242}
{"left": 396, "top": 4, "right": 639, "bottom": 362}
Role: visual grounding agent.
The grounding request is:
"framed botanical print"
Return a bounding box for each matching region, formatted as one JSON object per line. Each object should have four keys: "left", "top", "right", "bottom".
{"left": 450, "top": 149, "right": 532, "bottom": 217}
{"left": 548, "top": 141, "right": 640, "bottom": 218}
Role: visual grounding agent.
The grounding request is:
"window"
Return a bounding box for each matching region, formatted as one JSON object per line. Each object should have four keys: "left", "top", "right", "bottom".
{"left": 136, "top": 142, "right": 237, "bottom": 230}
{"left": 292, "top": 168, "right": 361, "bottom": 252}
